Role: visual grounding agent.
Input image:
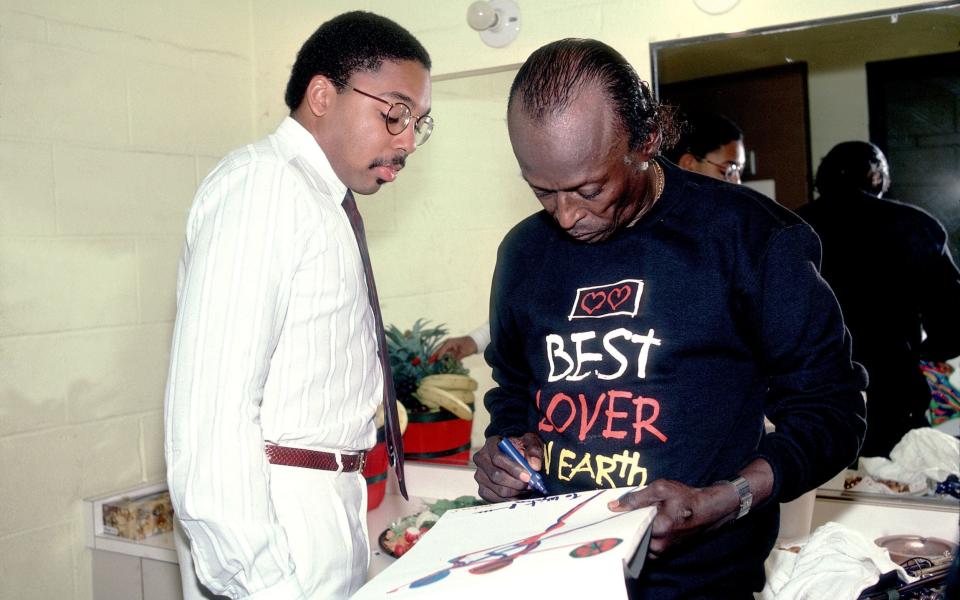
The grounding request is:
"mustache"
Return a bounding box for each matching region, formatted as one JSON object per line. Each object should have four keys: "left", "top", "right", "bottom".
{"left": 370, "top": 153, "right": 407, "bottom": 170}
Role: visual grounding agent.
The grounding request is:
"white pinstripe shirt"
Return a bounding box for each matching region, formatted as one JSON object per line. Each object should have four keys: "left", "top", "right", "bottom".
{"left": 164, "top": 117, "right": 381, "bottom": 597}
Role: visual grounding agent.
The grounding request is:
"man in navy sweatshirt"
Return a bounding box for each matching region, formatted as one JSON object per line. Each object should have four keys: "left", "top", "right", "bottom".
{"left": 472, "top": 38, "right": 867, "bottom": 599}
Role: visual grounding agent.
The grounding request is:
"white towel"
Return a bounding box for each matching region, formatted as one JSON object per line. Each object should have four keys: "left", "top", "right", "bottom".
{"left": 860, "top": 428, "right": 960, "bottom": 492}
{"left": 759, "top": 522, "right": 912, "bottom": 600}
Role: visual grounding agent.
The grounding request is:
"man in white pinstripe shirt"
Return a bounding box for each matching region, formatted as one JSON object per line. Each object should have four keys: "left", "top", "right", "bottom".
{"left": 164, "top": 12, "right": 432, "bottom": 599}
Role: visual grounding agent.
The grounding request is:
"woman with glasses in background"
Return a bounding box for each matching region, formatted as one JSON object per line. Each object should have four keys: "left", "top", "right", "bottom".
{"left": 665, "top": 111, "right": 746, "bottom": 184}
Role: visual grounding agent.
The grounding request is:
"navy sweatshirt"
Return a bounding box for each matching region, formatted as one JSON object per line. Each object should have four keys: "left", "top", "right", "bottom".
{"left": 483, "top": 160, "right": 867, "bottom": 597}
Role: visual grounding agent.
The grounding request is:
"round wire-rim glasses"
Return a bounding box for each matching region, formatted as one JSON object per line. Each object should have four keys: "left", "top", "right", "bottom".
{"left": 698, "top": 156, "right": 743, "bottom": 182}
{"left": 333, "top": 79, "right": 434, "bottom": 146}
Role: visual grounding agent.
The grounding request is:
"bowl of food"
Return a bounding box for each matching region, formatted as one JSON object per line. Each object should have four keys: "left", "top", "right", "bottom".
{"left": 379, "top": 495, "right": 485, "bottom": 558}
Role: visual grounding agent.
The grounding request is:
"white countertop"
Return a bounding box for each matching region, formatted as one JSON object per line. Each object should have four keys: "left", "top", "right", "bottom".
{"left": 84, "top": 465, "right": 959, "bottom": 589}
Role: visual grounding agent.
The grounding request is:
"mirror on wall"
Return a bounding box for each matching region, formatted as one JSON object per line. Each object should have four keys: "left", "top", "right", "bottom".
{"left": 651, "top": 2, "right": 960, "bottom": 506}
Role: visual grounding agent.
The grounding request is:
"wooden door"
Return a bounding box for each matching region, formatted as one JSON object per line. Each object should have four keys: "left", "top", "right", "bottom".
{"left": 659, "top": 63, "right": 812, "bottom": 210}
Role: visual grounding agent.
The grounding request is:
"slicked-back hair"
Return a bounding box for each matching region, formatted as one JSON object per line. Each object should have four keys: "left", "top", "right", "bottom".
{"left": 508, "top": 38, "right": 677, "bottom": 152}
{"left": 284, "top": 11, "right": 431, "bottom": 111}
{"left": 663, "top": 112, "right": 743, "bottom": 163}
{"left": 815, "top": 141, "right": 888, "bottom": 197}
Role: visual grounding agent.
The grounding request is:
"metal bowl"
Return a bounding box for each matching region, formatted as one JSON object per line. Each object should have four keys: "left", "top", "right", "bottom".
{"left": 874, "top": 534, "right": 957, "bottom": 565}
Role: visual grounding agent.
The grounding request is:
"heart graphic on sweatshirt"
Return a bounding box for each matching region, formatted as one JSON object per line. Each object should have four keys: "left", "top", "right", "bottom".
{"left": 569, "top": 279, "right": 645, "bottom": 319}
{"left": 580, "top": 291, "right": 607, "bottom": 315}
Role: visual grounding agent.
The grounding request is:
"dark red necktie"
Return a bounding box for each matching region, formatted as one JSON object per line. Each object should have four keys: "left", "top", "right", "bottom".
{"left": 342, "top": 189, "right": 407, "bottom": 500}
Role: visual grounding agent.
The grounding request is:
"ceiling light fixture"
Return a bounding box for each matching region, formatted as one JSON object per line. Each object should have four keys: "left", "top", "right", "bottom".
{"left": 466, "top": 0, "right": 521, "bottom": 48}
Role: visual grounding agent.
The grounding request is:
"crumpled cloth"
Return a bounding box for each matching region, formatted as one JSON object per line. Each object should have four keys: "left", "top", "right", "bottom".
{"left": 859, "top": 428, "right": 960, "bottom": 493}
{"left": 759, "top": 522, "right": 913, "bottom": 600}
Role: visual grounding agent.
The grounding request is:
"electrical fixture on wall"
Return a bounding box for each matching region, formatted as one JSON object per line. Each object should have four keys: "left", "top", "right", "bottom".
{"left": 693, "top": 0, "right": 740, "bottom": 15}
{"left": 466, "top": 0, "right": 520, "bottom": 48}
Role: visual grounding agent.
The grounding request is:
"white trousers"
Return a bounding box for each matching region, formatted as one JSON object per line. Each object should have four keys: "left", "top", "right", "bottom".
{"left": 175, "top": 465, "right": 369, "bottom": 599}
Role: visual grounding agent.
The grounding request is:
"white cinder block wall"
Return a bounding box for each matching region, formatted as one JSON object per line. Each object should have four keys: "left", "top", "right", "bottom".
{"left": 0, "top": 1, "right": 930, "bottom": 598}
{"left": 0, "top": 3, "right": 255, "bottom": 598}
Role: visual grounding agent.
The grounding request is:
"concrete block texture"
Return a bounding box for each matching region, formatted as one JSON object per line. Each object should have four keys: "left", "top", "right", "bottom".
{"left": 0, "top": 2, "right": 945, "bottom": 599}
{"left": 54, "top": 145, "right": 196, "bottom": 236}
{"left": 0, "top": 238, "right": 139, "bottom": 336}
{"left": 0, "top": 139, "right": 57, "bottom": 236}
{"left": 0, "top": 333, "right": 69, "bottom": 436}
{"left": 0, "top": 524, "right": 77, "bottom": 600}
{"left": 62, "top": 324, "right": 172, "bottom": 424}
{"left": 0, "top": 39, "right": 128, "bottom": 145}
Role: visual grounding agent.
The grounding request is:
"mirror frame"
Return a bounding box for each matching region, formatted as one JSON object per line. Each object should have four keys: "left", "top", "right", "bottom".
{"left": 648, "top": 0, "right": 960, "bottom": 97}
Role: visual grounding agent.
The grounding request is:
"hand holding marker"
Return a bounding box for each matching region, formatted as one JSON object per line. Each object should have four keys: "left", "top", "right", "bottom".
{"left": 498, "top": 438, "right": 549, "bottom": 495}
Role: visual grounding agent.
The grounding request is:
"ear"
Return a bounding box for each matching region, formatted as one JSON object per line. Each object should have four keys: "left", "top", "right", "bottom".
{"left": 677, "top": 153, "right": 698, "bottom": 171}
{"left": 638, "top": 131, "right": 661, "bottom": 159}
{"left": 302, "top": 75, "right": 337, "bottom": 118}
{"left": 627, "top": 131, "right": 662, "bottom": 166}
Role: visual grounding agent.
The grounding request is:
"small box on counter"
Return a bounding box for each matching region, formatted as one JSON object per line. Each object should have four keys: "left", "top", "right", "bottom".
{"left": 102, "top": 490, "right": 174, "bottom": 540}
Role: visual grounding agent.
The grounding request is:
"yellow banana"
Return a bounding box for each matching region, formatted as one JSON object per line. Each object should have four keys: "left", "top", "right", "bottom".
{"left": 420, "top": 374, "right": 478, "bottom": 391}
{"left": 416, "top": 385, "right": 473, "bottom": 420}
{"left": 414, "top": 389, "right": 441, "bottom": 410}
{"left": 375, "top": 400, "right": 408, "bottom": 435}
{"left": 397, "top": 401, "right": 408, "bottom": 435}
{"left": 440, "top": 389, "right": 475, "bottom": 404}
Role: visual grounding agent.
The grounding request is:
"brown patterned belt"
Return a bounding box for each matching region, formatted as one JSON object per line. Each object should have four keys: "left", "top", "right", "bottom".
{"left": 265, "top": 444, "right": 367, "bottom": 472}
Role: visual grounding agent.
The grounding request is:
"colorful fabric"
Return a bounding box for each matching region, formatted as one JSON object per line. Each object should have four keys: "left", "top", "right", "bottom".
{"left": 921, "top": 360, "right": 960, "bottom": 425}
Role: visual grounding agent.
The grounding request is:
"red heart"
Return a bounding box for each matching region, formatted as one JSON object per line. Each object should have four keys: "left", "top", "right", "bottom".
{"left": 607, "top": 285, "right": 632, "bottom": 310}
{"left": 580, "top": 291, "right": 607, "bottom": 315}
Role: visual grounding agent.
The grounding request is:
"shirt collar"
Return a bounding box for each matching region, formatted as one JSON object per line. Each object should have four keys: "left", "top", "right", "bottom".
{"left": 276, "top": 116, "right": 348, "bottom": 201}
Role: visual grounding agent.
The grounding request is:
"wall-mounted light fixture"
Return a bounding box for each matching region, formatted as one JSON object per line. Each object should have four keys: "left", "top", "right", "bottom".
{"left": 692, "top": 0, "right": 740, "bottom": 15}
{"left": 466, "top": 0, "right": 521, "bottom": 48}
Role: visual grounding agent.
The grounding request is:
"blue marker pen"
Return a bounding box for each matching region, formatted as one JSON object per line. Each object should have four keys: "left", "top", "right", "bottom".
{"left": 498, "top": 438, "right": 549, "bottom": 495}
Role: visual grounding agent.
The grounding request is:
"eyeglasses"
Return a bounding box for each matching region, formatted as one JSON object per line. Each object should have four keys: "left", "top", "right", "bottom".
{"left": 698, "top": 157, "right": 744, "bottom": 182}
{"left": 333, "top": 79, "right": 434, "bottom": 146}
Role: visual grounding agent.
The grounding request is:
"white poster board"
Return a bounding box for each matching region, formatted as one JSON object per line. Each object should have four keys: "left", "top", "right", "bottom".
{"left": 353, "top": 487, "right": 656, "bottom": 599}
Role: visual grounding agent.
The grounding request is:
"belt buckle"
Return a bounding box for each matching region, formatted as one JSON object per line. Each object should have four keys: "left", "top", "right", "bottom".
{"left": 356, "top": 451, "right": 367, "bottom": 473}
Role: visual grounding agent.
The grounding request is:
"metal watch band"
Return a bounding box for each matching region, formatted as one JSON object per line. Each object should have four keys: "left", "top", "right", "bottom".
{"left": 728, "top": 476, "right": 753, "bottom": 520}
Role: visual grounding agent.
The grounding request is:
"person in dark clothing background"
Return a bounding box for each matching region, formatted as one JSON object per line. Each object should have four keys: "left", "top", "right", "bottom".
{"left": 472, "top": 38, "right": 867, "bottom": 599}
{"left": 797, "top": 141, "right": 960, "bottom": 458}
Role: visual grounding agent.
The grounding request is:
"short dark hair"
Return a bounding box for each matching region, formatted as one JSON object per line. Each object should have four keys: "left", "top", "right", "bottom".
{"left": 284, "top": 11, "right": 431, "bottom": 111}
{"left": 814, "top": 141, "right": 888, "bottom": 197}
{"left": 508, "top": 38, "right": 677, "bottom": 152}
{"left": 663, "top": 112, "right": 743, "bottom": 163}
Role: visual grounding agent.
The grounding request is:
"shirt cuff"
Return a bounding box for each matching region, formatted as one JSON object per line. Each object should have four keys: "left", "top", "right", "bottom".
{"left": 469, "top": 322, "right": 491, "bottom": 354}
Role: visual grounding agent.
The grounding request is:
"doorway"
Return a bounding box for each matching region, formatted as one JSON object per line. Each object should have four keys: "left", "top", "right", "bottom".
{"left": 867, "top": 50, "right": 960, "bottom": 257}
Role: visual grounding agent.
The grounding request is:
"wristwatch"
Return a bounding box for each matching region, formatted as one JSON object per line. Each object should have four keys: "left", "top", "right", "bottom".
{"left": 728, "top": 476, "right": 753, "bottom": 520}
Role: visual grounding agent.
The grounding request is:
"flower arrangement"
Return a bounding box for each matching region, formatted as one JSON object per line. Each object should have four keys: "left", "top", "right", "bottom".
{"left": 385, "top": 319, "right": 469, "bottom": 412}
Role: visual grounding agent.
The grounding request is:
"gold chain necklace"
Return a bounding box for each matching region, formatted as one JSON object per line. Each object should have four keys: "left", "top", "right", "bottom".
{"left": 626, "top": 160, "right": 665, "bottom": 229}
{"left": 650, "top": 159, "right": 665, "bottom": 202}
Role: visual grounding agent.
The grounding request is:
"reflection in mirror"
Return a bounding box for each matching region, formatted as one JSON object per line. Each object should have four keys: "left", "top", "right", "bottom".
{"left": 652, "top": 3, "right": 960, "bottom": 506}
{"left": 395, "top": 65, "right": 529, "bottom": 467}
